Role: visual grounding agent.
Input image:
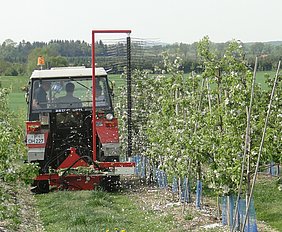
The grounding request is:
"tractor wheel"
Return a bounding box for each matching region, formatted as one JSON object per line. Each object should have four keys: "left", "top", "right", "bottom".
{"left": 100, "top": 175, "right": 121, "bottom": 192}
{"left": 31, "top": 180, "right": 49, "bottom": 194}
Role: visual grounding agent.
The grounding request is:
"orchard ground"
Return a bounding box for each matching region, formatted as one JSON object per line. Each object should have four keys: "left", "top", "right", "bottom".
{"left": 2, "top": 175, "right": 281, "bottom": 231}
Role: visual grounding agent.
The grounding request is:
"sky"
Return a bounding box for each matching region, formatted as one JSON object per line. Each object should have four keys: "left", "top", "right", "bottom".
{"left": 1, "top": 0, "right": 282, "bottom": 45}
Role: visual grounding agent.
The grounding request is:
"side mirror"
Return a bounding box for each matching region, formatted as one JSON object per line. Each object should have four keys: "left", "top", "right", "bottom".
{"left": 22, "top": 82, "right": 30, "bottom": 104}
{"left": 25, "top": 88, "right": 29, "bottom": 104}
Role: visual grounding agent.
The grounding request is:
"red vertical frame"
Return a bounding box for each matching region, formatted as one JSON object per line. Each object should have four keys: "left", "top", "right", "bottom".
{"left": 91, "top": 30, "right": 131, "bottom": 161}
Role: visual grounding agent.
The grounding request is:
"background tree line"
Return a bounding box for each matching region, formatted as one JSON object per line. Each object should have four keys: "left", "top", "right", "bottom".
{"left": 0, "top": 38, "right": 282, "bottom": 76}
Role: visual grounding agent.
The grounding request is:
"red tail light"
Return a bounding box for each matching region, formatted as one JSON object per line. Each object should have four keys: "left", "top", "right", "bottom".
{"left": 26, "top": 121, "right": 41, "bottom": 133}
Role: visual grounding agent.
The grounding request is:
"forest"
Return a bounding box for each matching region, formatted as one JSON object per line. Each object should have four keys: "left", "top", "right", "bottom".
{"left": 0, "top": 38, "right": 282, "bottom": 76}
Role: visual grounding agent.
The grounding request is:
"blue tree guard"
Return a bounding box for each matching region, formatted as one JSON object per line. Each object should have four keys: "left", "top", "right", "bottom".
{"left": 196, "top": 180, "right": 202, "bottom": 209}
{"left": 181, "top": 177, "right": 190, "bottom": 203}
{"left": 132, "top": 155, "right": 142, "bottom": 175}
{"left": 221, "top": 195, "right": 258, "bottom": 230}
{"left": 239, "top": 198, "right": 258, "bottom": 232}
{"left": 221, "top": 195, "right": 236, "bottom": 228}
{"left": 222, "top": 196, "right": 228, "bottom": 225}
{"left": 132, "top": 155, "right": 148, "bottom": 177}
{"left": 269, "top": 161, "right": 275, "bottom": 176}
{"left": 229, "top": 195, "right": 234, "bottom": 229}
{"left": 141, "top": 156, "right": 147, "bottom": 178}
{"left": 132, "top": 156, "right": 171, "bottom": 189}
{"left": 155, "top": 169, "right": 167, "bottom": 188}
{"left": 222, "top": 196, "right": 258, "bottom": 231}
{"left": 172, "top": 176, "right": 178, "bottom": 193}
{"left": 163, "top": 171, "right": 168, "bottom": 187}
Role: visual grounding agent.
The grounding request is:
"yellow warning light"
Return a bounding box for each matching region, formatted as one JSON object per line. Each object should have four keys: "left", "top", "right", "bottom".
{"left": 37, "top": 56, "right": 45, "bottom": 66}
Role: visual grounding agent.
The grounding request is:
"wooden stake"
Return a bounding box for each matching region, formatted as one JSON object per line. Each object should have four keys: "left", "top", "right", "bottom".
{"left": 242, "top": 60, "right": 281, "bottom": 231}
{"left": 232, "top": 57, "right": 258, "bottom": 232}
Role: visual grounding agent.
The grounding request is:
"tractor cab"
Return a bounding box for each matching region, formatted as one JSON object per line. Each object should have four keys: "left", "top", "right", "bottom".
{"left": 29, "top": 67, "right": 113, "bottom": 118}
{"left": 26, "top": 66, "right": 134, "bottom": 193}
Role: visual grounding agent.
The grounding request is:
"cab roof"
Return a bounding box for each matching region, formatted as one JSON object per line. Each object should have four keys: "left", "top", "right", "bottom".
{"left": 30, "top": 67, "right": 107, "bottom": 79}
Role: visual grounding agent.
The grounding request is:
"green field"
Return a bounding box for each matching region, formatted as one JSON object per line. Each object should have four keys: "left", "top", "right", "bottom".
{"left": 0, "top": 75, "right": 29, "bottom": 114}
{"left": 255, "top": 70, "right": 276, "bottom": 90}
{"left": 0, "top": 71, "right": 274, "bottom": 115}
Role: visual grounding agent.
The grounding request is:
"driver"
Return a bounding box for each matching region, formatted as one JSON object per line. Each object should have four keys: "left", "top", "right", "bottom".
{"left": 32, "top": 81, "right": 51, "bottom": 109}
{"left": 56, "top": 82, "right": 82, "bottom": 108}
{"left": 30, "top": 81, "right": 51, "bottom": 120}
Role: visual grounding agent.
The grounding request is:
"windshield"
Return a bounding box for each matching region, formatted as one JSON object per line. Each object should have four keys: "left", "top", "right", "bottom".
{"left": 30, "top": 76, "right": 111, "bottom": 112}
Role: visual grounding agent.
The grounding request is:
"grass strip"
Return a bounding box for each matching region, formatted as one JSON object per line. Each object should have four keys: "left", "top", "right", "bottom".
{"left": 254, "top": 176, "right": 282, "bottom": 231}
{"left": 35, "top": 190, "right": 175, "bottom": 232}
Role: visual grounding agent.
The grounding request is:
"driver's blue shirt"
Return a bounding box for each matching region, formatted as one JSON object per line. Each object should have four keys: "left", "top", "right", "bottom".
{"left": 34, "top": 86, "right": 47, "bottom": 108}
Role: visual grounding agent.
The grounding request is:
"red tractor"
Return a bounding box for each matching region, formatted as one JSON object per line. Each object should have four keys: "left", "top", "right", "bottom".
{"left": 26, "top": 66, "right": 135, "bottom": 193}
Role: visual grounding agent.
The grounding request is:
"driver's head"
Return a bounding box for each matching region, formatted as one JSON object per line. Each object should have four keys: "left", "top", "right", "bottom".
{"left": 65, "top": 83, "right": 75, "bottom": 93}
{"left": 42, "top": 81, "right": 51, "bottom": 91}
